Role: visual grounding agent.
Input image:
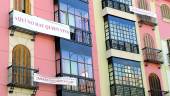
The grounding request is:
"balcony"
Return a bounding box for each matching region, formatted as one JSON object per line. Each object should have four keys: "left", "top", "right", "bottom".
{"left": 57, "top": 74, "right": 95, "bottom": 96}
{"left": 9, "top": 10, "right": 70, "bottom": 40}
{"left": 106, "top": 39, "right": 139, "bottom": 54}
{"left": 142, "top": 47, "right": 163, "bottom": 64}
{"left": 102, "top": 0, "right": 131, "bottom": 13}
{"left": 148, "top": 90, "right": 169, "bottom": 96}
{"left": 138, "top": 15, "right": 157, "bottom": 27}
{"left": 7, "top": 65, "right": 38, "bottom": 95}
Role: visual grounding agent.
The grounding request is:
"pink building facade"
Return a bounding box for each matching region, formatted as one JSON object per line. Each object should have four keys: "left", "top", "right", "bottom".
{"left": 0, "top": 0, "right": 100, "bottom": 96}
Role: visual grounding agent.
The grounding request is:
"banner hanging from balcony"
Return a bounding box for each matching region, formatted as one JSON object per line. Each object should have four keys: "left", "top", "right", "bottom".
{"left": 33, "top": 73, "right": 77, "bottom": 86}
{"left": 129, "top": 6, "right": 157, "bottom": 18}
{"left": 9, "top": 10, "right": 70, "bottom": 39}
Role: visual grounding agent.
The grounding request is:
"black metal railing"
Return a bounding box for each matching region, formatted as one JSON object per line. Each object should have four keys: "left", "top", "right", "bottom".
{"left": 142, "top": 47, "right": 163, "bottom": 64}
{"left": 167, "top": 53, "right": 170, "bottom": 64}
{"left": 106, "top": 39, "right": 139, "bottom": 54}
{"left": 102, "top": 0, "right": 131, "bottom": 13}
{"left": 110, "top": 84, "right": 145, "bottom": 96}
{"left": 138, "top": 15, "right": 157, "bottom": 26}
{"left": 57, "top": 73, "right": 95, "bottom": 95}
{"left": 8, "top": 65, "right": 38, "bottom": 89}
{"left": 148, "top": 90, "right": 169, "bottom": 96}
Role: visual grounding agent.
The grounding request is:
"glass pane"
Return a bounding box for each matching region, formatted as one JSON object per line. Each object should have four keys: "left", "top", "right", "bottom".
{"left": 75, "top": 30, "right": 83, "bottom": 42}
{"left": 70, "top": 52, "right": 77, "bottom": 61}
{"left": 71, "top": 61, "right": 78, "bottom": 75}
{"left": 68, "top": 5, "right": 74, "bottom": 14}
{"left": 85, "top": 56, "right": 92, "bottom": 64}
{"left": 85, "top": 64, "right": 93, "bottom": 78}
{"left": 60, "top": 2, "right": 67, "bottom": 11}
{"left": 68, "top": 14, "right": 75, "bottom": 27}
{"left": 75, "top": 16, "right": 82, "bottom": 29}
{"left": 79, "top": 79, "right": 86, "bottom": 92}
{"left": 60, "top": 11, "right": 67, "bottom": 24}
{"left": 78, "top": 55, "right": 84, "bottom": 63}
{"left": 62, "top": 59, "right": 70, "bottom": 74}
{"left": 61, "top": 50, "right": 69, "bottom": 59}
{"left": 78, "top": 63, "right": 85, "bottom": 77}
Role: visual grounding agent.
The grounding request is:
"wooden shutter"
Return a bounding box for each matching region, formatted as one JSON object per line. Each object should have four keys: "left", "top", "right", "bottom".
{"left": 14, "top": 0, "right": 22, "bottom": 11}
{"left": 25, "top": 0, "right": 31, "bottom": 14}
{"left": 12, "top": 45, "right": 31, "bottom": 85}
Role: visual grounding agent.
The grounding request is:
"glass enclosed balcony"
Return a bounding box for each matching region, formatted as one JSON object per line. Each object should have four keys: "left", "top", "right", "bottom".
{"left": 102, "top": 0, "right": 132, "bottom": 13}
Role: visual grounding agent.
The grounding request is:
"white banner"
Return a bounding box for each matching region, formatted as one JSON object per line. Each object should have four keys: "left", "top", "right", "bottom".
{"left": 10, "top": 10, "right": 70, "bottom": 39}
{"left": 129, "top": 6, "right": 157, "bottom": 18}
{"left": 33, "top": 73, "right": 77, "bottom": 86}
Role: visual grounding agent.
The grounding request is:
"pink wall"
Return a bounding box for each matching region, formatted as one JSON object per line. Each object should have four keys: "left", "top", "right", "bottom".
{"left": 138, "top": 0, "right": 164, "bottom": 91}
{"left": 139, "top": 25, "right": 163, "bottom": 93}
{"left": 156, "top": 0, "right": 170, "bottom": 39}
{"left": 34, "top": 0, "right": 56, "bottom": 96}
{"left": 89, "top": 0, "right": 101, "bottom": 96}
{"left": 0, "top": 0, "right": 10, "bottom": 96}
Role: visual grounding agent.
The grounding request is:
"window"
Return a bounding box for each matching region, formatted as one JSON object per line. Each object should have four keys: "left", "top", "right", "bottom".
{"left": 14, "top": 0, "right": 31, "bottom": 14}
{"left": 12, "top": 44, "right": 32, "bottom": 86}
{"left": 59, "top": 50, "right": 95, "bottom": 94}
{"left": 160, "top": 4, "right": 170, "bottom": 19}
{"left": 104, "top": 15, "right": 139, "bottom": 53}
{"left": 55, "top": 0, "right": 91, "bottom": 45}
{"left": 108, "top": 57, "right": 144, "bottom": 96}
{"left": 149, "top": 73, "right": 162, "bottom": 96}
{"left": 102, "top": 0, "right": 132, "bottom": 13}
{"left": 138, "top": 0, "right": 149, "bottom": 10}
{"left": 144, "top": 33, "right": 154, "bottom": 48}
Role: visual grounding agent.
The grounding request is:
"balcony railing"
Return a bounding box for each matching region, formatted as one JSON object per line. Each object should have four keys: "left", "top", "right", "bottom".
{"left": 106, "top": 39, "right": 139, "bottom": 54}
{"left": 57, "top": 73, "right": 95, "bottom": 96}
{"left": 8, "top": 65, "right": 38, "bottom": 89}
{"left": 142, "top": 47, "right": 163, "bottom": 64}
{"left": 102, "top": 0, "right": 131, "bottom": 13}
{"left": 148, "top": 90, "right": 169, "bottom": 96}
{"left": 167, "top": 53, "right": 170, "bottom": 64}
{"left": 138, "top": 15, "right": 157, "bottom": 26}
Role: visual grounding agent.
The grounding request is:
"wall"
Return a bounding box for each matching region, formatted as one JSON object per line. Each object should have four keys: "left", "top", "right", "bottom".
{"left": 89, "top": 0, "right": 101, "bottom": 96}
{"left": 0, "top": 0, "right": 10, "bottom": 96}
{"left": 34, "top": 0, "right": 56, "bottom": 96}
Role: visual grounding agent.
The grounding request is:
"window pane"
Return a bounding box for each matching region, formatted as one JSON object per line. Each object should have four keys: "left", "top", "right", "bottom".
{"left": 60, "top": 2, "right": 67, "bottom": 11}
{"left": 71, "top": 61, "right": 78, "bottom": 75}
{"left": 60, "top": 11, "right": 67, "bottom": 24}
{"left": 61, "top": 50, "right": 69, "bottom": 59}
{"left": 75, "top": 30, "right": 83, "bottom": 42}
{"left": 78, "top": 55, "right": 84, "bottom": 63}
{"left": 68, "top": 14, "right": 75, "bottom": 27}
{"left": 75, "top": 16, "right": 82, "bottom": 29}
{"left": 62, "top": 59, "right": 70, "bottom": 74}
{"left": 79, "top": 79, "right": 86, "bottom": 92}
{"left": 70, "top": 52, "right": 77, "bottom": 61}
{"left": 78, "top": 63, "right": 85, "bottom": 77}
{"left": 85, "top": 64, "right": 93, "bottom": 78}
{"left": 85, "top": 56, "right": 92, "bottom": 64}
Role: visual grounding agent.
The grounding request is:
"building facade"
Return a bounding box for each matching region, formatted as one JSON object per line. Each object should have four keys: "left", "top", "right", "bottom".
{"left": 93, "top": 0, "right": 170, "bottom": 96}
{"left": 1, "top": 0, "right": 170, "bottom": 96}
{"left": 0, "top": 0, "right": 100, "bottom": 96}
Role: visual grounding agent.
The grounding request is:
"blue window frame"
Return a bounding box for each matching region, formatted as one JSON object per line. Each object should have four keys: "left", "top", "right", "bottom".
{"left": 105, "top": 15, "right": 139, "bottom": 53}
